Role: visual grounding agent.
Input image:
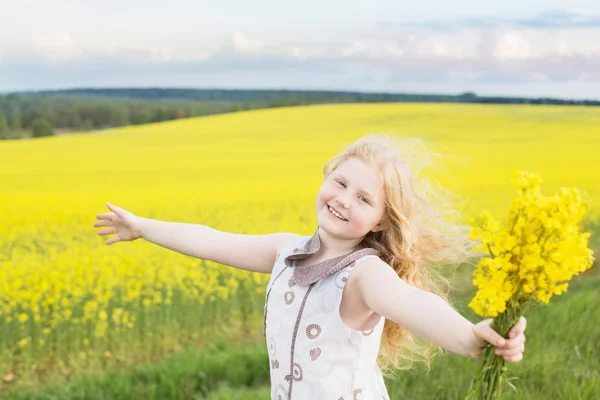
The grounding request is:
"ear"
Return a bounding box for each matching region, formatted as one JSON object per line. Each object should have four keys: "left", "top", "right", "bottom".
{"left": 372, "top": 216, "right": 388, "bottom": 233}
{"left": 371, "top": 224, "right": 384, "bottom": 233}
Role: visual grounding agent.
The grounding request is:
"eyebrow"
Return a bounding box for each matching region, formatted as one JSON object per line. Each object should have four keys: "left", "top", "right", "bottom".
{"left": 335, "top": 173, "right": 375, "bottom": 199}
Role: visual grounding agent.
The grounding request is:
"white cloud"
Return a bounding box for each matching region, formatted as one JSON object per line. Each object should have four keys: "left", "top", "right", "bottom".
{"left": 1, "top": 10, "right": 600, "bottom": 92}
{"left": 229, "top": 32, "right": 265, "bottom": 54}
{"left": 492, "top": 30, "right": 532, "bottom": 60}
{"left": 4, "top": 24, "right": 599, "bottom": 78}
{"left": 32, "top": 30, "right": 80, "bottom": 61}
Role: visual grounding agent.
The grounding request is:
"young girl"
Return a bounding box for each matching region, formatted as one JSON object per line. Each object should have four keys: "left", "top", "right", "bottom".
{"left": 94, "top": 133, "right": 527, "bottom": 399}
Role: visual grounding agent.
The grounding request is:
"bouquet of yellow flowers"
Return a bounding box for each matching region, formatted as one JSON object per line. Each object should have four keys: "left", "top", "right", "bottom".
{"left": 465, "top": 171, "right": 595, "bottom": 400}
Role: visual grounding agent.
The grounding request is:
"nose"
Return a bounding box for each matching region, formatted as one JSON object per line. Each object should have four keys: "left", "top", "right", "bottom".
{"left": 335, "top": 196, "right": 351, "bottom": 209}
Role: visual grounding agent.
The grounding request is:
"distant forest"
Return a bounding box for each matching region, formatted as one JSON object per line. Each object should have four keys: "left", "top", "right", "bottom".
{"left": 1, "top": 88, "right": 598, "bottom": 140}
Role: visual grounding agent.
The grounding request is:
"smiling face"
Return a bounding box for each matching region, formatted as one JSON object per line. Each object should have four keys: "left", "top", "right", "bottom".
{"left": 316, "top": 156, "right": 387, "bottom": 241}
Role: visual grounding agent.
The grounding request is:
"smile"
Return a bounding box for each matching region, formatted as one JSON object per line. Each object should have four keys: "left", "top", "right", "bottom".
{"left": 327, "top": 205, "right": 348, "bottom": 221}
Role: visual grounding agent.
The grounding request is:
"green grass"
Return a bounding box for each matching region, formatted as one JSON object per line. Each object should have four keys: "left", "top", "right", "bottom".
{"left": 4, "top": 273, "right": 597, "bottom": 400}
{"left": 3, "top": 344, "right": 270, "bottom": 400}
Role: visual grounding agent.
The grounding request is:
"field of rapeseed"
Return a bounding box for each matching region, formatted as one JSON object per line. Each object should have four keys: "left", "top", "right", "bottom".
{"left": 0, "top": 103, "right": 598, "bottom": 394}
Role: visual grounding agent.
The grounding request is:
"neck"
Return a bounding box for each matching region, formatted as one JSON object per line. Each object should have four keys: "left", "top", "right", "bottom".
{"left": 316, "top": 226, "right": 363, "bottom": 258}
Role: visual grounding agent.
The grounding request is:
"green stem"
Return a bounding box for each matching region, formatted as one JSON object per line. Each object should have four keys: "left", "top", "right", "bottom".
{"left": 465, "top": 307, "right": 523, "bottom": 400}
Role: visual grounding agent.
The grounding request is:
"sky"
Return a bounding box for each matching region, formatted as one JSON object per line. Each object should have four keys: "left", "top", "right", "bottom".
{"left": 1, "top": 0, "right": 599, "bottom": 99}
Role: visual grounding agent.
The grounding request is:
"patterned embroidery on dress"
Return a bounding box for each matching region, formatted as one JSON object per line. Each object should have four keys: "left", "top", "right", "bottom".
{"left": 309, "top": 347, "right": 322, "bottom": 361}
{"left": 273, "top": 384, "right": 288, "bottom": 400}
{"left": 268, "top": 337, "right": 276, "bottom": 355}
{"left": 284, "top": 291, "right": 295, "bottom": 305}
{"left": 284, "top": 363, "right": 303, "bottom": 382}
{"left": 348, "top": 373, "right": 357, "bottom": 391}
{"left": 305, "top": 323, "right": 322, "bottom": 339}
{"left": 348, "top": 375, "right": 365, "bottom": 400}
{"left": 288, "top": 278, "right": 296, "bottom": 288}
{"left": 287, "top": 283, "right": 316, "bottom": 398}
{"left": 268, "top": 338, "right": 279, "bottom": 369}
{"left": 319, "top": 291, "right": 335, "bottom": 314}
{"left": 334, "top": 265, "right": 354, "bottom": 289}
{"left": 353, "top": 388, "right": 364, "bottom": 400}
{"left": 264, "top": 265, "right": 290, "bottom": 338}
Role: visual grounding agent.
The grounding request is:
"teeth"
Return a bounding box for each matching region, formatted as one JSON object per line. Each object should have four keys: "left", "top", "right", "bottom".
{"left": 328, "top": 206, "right": 346, "bottom": 221}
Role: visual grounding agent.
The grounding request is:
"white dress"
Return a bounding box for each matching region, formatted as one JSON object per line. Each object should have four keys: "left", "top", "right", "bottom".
{"left": 264, "top": 227, "right": 391, "bottom": 400}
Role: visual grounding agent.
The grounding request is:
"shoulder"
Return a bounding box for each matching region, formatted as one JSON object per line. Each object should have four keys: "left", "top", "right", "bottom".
{"left": 345, "top": 255, "right": 390, "bottom": 289}
{"left": 352, "top": 255, "right": 393, "bottom": 278}
{"left": 349, "top": 256, "right": 408, "bottom": 293}
{"left": 273, "top": 232, "right": 304, "bottom": 255}
{"left": 348, "top": 256, "right": 417, "bottom": 315}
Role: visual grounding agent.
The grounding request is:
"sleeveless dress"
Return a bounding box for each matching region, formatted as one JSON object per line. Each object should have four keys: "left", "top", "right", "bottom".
{"left": 264, "top": 227, "right": 391, "bottom": 400}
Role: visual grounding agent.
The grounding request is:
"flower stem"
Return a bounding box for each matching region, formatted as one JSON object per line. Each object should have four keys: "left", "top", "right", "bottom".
{"left": 465, "top": 308, "right": 522, "bottom": 400}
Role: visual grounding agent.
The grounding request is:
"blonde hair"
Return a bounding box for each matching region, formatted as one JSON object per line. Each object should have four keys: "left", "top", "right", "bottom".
{"left": 322, "top": 133, "right": 483, "bottom": 374}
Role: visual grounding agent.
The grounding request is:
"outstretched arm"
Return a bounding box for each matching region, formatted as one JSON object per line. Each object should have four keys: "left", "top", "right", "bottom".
{"left": 351, "top": 258, "right": 526, "bottom": 361}
{"left": 137, "top": 217, "right": 297, "bottom": 274}
{"left": 95, "top": 203, "right": 298, "bottom": 274}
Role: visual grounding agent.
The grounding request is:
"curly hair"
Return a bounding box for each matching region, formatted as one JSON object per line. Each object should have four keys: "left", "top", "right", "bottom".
{"left": 321, "top": 133, "right": 485, "bottom": 374}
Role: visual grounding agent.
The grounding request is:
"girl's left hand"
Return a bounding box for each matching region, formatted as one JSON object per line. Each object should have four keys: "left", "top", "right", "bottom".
{"left": 472, "top": 316, "right": 527, "bottom": 363}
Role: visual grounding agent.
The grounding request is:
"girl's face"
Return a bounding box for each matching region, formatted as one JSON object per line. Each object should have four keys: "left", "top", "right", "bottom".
{"left": 316, "top": 156, "right": 386, "bottom": 240}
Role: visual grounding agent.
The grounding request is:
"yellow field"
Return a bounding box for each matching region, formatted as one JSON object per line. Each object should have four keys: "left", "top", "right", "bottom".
{"left": 0, "top": 103, "right": 598, "bottom": 386}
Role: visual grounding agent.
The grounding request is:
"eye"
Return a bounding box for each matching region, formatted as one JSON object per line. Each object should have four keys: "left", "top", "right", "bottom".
{"left": 336, "top": 180, "right": 347, "bottom": 188}
{"left": 359, "top": 196, "right": 370, "bottom": 204}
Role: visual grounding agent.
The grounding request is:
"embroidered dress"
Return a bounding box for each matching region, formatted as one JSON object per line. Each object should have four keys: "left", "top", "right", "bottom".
{"left": 264, "top": 227, "right": 391, "bottom": 400}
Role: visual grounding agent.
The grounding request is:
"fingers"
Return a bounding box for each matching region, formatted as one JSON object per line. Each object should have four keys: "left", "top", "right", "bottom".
{"left": 93, "top": 219, "right": 113, "bottom": 228}
{"left": 94, "top": 205, "right": 120, "bottom": 244}
{"left": 508, "top": 316, "right": 527, "bottom": 338}
{"left": 107, "top": 202, "right": 123, "bottom": 215}
{"left": 97, "top": 228, "right": 116, "bottom": 236}
{"left": 504, "top": 353, "right": 523, "bottom": 363}
{"left": 105, "top": 236, "right": 121, "bottom": 245}
{"left": 494, "top": 317, "right": 527, "bottom": 363}
{"left": 495, "top": 342, "right": 525, "bottom": 357}
{"left": 474, "top": 319, "right": 506, "bottom": 347}
{"left": 502, "top": 334, "right": 525, "bottom": 352}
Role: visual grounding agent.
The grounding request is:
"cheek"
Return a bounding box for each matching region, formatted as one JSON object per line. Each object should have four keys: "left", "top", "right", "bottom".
{"left": 317, "top": 184, "right": 336, "bottom": 201}
{"left": 354, "top": 211, "right": 371, "bottom": 224}
{"left": 355, "top": 207, "right": 378, "bottom": 225}
{"left": 316, "top": 188, "right": 328, "bottom": 209}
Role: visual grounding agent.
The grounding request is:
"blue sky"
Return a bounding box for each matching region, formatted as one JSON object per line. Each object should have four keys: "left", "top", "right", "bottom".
{"left": 1, "top": 1, "right": 599, "bottom": 99}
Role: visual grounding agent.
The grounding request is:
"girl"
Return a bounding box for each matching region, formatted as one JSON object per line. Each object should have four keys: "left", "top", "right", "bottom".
{"left": 94, "top": 133, "right": 527, "bottom": 399}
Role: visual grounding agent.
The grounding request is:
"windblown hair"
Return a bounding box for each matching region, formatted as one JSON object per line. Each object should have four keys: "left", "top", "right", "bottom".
{"left": 322, "top": 133, "right": 484, "bottom": 374}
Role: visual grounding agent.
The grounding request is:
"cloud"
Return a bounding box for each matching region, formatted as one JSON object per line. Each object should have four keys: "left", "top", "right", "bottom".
{"left": 394, "top": 9, "right": 600, "bottom": 30}
{"left": 515, "top": 9, "right": 600, "bottom": 29}
{"left": 1, "top": 9, "right": 599, "bottom": 93}
{"left": 32, "top": 31, "right": 79, "bottom": 61}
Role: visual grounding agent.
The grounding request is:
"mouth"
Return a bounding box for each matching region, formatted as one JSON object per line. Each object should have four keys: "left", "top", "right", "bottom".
{"left": 327, "top": 204, "right": 348, "bottom": 221}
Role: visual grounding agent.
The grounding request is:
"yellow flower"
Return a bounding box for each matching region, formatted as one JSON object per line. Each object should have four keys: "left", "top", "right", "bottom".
{"left": 469, "top": 171, "right": 594, "bottom": 317}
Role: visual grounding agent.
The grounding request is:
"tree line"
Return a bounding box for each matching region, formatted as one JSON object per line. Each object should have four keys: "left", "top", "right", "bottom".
{"left": 1, "top": 88, "right": 598, "bottom": 140}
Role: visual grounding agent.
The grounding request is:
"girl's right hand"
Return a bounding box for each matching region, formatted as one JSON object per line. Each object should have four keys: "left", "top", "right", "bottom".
{"left": 94, "top": 202, "right": 143, "bottom": 245}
